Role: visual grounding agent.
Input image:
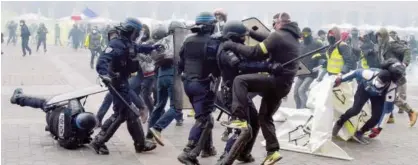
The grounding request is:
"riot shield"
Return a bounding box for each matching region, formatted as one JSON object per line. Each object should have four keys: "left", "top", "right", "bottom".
{"left": 172, "top": 27, "right": 193, "bottom": 109}
{"left": 242, "top": 17, "right": 311, "bottom": 76}
{"left": 46, "top": 85, "right": 108, "bottom": 106}
{"left": 242, "top": 17, "right": 271, "bottom": 46}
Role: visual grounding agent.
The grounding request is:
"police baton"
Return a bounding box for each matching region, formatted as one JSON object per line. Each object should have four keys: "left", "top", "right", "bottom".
{"left": 282, "top": 40, "right": 342, "bottom": 66}
{"left": 98, "top": 75, "right": 141, "bottom": 117}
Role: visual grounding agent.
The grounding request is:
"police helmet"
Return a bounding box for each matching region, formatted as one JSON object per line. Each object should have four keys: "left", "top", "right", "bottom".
{"left": 116, "top": 18, "right": 143, "bottom": 40}
{"left": 195, "top": 12, "right": 217, "bottom": 25}
{"left": 388, "top": 62, "right": 407, "bottom": 85}
{"left": 381, "top": 58, "right": 407, "bottom": 85}
{"left": 74, "top": 112, "right": 97, "bottom": 131}
{"left": 152, "top": 25, "right": 168, "bottom": 41}
{"left": 168, "top": 21, "right": 186, "bottom": 34}
{"left": 222, "top": 20, "right": 247, "bottom": 41}
{"left": 376, "top": 69, "right": 392, "bottom": 84}
{"left": 120, "top": 18, "right": 142, "bottom": 31}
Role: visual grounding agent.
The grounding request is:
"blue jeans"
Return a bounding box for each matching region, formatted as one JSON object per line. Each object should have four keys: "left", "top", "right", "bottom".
{"left": 140, "top": 75, "right": 156, "bottom": 116}
{"left": 147, "top": 75, "right": 183, "bottom": 135}
{"left": 96, "top": 74, "right": 145, "bottom": 123}
{"left": 293, "top": 76, "right": 314, "bottom": 109}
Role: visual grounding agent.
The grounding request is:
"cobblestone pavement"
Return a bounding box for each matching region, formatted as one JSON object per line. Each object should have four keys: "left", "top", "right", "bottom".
{"left": 2, "top": 45, "right": 418, "bottom": 165}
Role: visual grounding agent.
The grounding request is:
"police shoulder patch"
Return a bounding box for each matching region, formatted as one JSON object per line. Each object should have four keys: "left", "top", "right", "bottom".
{"left": 105, "top": 47, "right": 113, "bottom": 53}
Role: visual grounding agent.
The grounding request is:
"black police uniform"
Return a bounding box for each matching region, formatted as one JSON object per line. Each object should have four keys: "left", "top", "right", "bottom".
{"left": 93, "top": 34, "right": 156, "bottom": 154}
{"left": 10, "top": 89, "right": 94, "bottom": 149}
{"left": 177, "top": 32, "right": 221, "bottom": 163}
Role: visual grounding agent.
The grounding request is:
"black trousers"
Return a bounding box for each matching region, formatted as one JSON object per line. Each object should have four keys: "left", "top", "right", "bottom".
{"left": 55, "top": 36, "right": 62, "bottom": 46}
{"left": 231, "top": 74, "right": 292, "bottom": 152}
{"left": 95, "top": 81, "right": 146, "bottom": 148}
{"left": 21, "top": 37, "right": 31, "bottom": 55}
{"left": 7, "top": 34, "right": 17, "bottom": 45}
{"left": 89, "top": 48, "right": 102, "bottom": 68}
{"left": 37, "top": 38, "right": 47, "bottom": 52}
{"left": 337, "top": 84, "right": 384, "bottom": 134}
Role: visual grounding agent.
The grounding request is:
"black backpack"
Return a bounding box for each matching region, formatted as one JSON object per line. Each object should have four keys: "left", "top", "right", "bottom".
{"left": 380, "top": 58, "right": 406, "bottom": 85}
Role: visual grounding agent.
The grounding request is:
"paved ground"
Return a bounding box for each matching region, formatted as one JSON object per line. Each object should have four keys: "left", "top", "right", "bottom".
{"left": 2, "top": 44, "right": 418, "bottom": 165}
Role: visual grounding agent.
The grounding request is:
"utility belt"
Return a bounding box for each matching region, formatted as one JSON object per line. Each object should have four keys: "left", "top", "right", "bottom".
{"left": 183, "top": 74, "right": 218, "bottom": 94}
{"left": 182, "top": 74, "right": 214, "bottom": 83}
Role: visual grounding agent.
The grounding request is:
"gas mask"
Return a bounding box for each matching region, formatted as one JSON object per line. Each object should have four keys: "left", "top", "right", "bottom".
{"left": 20, "top": 23, "right": 24, "bottom": 26}
{"left": 328, "top": 36, "right": 336, "bottom": 45}
{"left": 230, "top": 35, "right": 246, "bottom": 44}
{"left": 351, "top": 32, "right": 359, "bottom": 38}
{"left": 92, "top": 30, "right": 97, "bottom": 34}
{"left": 302, "top": 32, "right": 312, "bottom": 44}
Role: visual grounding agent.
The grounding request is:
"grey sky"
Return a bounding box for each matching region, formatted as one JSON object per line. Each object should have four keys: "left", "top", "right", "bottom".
{"left": 2, "top": 1, "right": 418, "bottom": 29}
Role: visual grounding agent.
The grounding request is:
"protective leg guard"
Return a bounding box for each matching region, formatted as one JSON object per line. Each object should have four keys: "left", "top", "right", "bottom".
{"left": 216, "top": 126, "right": 252, "bottom": 165}
{"left": 201, "top": 130, "right": 217, "bottom": 158}
{"left": 126, "top": 113, "right": 156, "bottom": 152}
{"left": 189, "top": 115, "right": 215, "bottom": 157}
{"left": 91, "top": 113, "right": 125, "bottom": 154}
{"left": 178, "top": 116, "right": 214, "bottom": 164}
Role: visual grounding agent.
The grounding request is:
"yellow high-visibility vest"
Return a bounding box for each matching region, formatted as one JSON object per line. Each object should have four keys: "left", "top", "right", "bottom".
{"left": 360, "top": 51, "right": 369, "bottom": 69}
{"left": 326, "top": 42, "right": 346, "bottom": 74}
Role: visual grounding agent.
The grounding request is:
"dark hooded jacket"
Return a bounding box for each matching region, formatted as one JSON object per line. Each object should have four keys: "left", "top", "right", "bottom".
{"left": 299, "top": 35, "right": 323, "bottom": 78}
{"left": 37, "top": 25, "right": 48, "bottom": 40}
{"left": 360, "top": 31, "right": 380, "bottom": 68}
{"left": 20, "top": 24, "right": 31, "bottom": 39}
{"left": 377, "top": 28, "right": 411, "bottom": 65}
{"left": 325, "top": 27, "right": 355, "bottom": 74}
{"left": 227, "top": 22, "right": 301, "bottom": 81}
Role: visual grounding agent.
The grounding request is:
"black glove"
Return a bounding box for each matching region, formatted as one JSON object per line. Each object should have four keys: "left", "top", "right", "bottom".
{"left": 99, "top": 74, "right": 112, "bottom": 85}
{"left": 153, "top": 44, "right": 164, "bottom": 51}
{"left": 222, "top": 40, "right": 236, "bottom": 51}
{"left": 269, "top": 63, "right": 283, "bottom": 75}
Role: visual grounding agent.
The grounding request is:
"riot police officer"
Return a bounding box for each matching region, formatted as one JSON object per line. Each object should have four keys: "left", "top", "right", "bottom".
{"left": 221, "top": 12, "right": 301, "bottom": 164}
{"left": 91, "top": 18, "right": 158, "bottom": 155}
{"left": 217, "top": 20, "right": 274, "bottom": 165}
{"left": 10, "top": 88, "right": 97, "bottom": 149}
{"left": 177, "top": 12, "right": 221, "bottom": 165}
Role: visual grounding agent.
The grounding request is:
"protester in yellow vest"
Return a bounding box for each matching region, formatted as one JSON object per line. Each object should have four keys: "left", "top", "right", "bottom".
{"left": 84, "top": 26, "right": 103, "bottom": 69}
{"left": 359, "top": 31, "right": 380, "bottom": 69}
{"left": 317, "top": 27, "right": 355, "bottom": 81}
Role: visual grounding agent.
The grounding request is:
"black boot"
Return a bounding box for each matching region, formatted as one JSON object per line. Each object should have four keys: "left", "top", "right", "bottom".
{"left": 332, "top": 122, "right": 343, "bottom": 137}
{"left": 201, "top": 146, "right": 217, "bottom": 158}
{"left": 10, "top": 88, "right": 46, "bottom": 110}
{"left": 134, "top": 141, "right": 157, "bottom": 153}
{"left": 178, "top": 151, "right": 200, "bottom": 165}
{"left": 183, "top": 140, "right": 197, "bottom": 153}
{"left": 10, "top": 88, "right": 23, "bottom": 104}
{"left": 236, "top": 153, "right": 255, "bottom": 163}
{"left": 90, "top": 140, "right": 109, "bottom": 155}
